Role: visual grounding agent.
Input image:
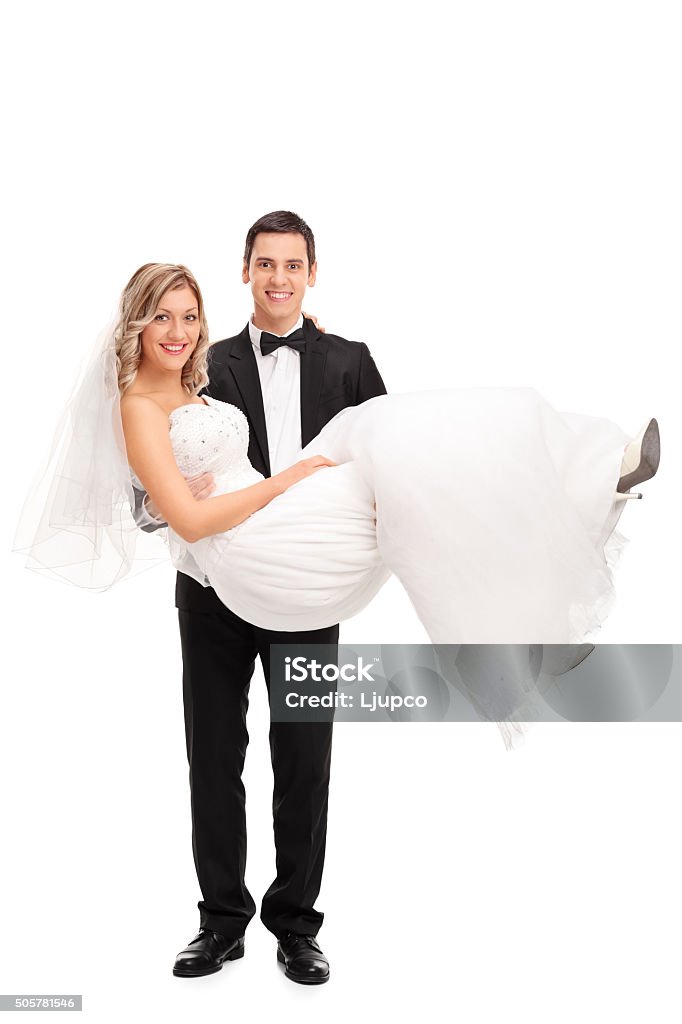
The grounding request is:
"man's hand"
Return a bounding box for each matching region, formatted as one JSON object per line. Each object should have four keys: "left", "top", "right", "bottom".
{"left": 186, "top": 471, "right": 216, "bottom": 501}
{"left": 143, "top": 472, "right": 216, "bottom": 523}
{"left": 302, "top": 311, "right": 326, "bottom": 333}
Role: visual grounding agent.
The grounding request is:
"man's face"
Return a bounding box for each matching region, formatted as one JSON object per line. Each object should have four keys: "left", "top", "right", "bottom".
{"left": 242, "top": 231, "right": 317, "bottom": 332}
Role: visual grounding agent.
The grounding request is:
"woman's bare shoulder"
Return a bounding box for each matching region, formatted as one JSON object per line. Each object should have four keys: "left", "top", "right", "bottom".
{"left": 120, "top": 392, "right": 168, "bottom": 426}
{"left": 120, "top": 391, "right": 165, "bottom": 412}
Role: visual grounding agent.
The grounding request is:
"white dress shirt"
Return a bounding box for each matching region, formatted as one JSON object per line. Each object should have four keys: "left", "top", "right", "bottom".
{"left": 248, "top": 313, "right": 304, "bottom": 474}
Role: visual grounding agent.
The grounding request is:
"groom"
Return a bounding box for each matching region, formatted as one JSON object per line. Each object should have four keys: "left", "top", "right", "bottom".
{"left": 136, "top": 211, "right": 386, "bottom": 984}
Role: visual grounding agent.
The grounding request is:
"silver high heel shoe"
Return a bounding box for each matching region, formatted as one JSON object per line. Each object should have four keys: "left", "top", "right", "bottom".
{"left": 615, "top": 418, "right": 660, "bottom": 500}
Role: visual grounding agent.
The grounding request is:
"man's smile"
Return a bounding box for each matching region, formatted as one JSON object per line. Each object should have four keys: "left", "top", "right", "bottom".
{"left": 265, "top": 291, "right": 293, "bottom": 303}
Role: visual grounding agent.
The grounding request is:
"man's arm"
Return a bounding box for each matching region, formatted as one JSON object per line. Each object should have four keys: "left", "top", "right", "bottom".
{"left": 356, "top": 342, "right": 388, "bottom": 403}
{"left": 132, "top": 483, "right": 167, "bottom": 533}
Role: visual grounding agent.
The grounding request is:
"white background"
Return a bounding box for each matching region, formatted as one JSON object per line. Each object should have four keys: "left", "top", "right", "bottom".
{"left": 1, "top": 2, "right": 680, "bottom": 1021}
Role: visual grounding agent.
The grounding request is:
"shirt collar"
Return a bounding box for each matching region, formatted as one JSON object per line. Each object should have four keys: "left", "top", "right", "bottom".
{"left": 249, "top": 313, "right": 304, "bottom": 354}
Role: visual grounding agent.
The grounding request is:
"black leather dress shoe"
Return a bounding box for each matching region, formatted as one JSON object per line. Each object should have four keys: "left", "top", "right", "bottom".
{"left": 276, "top": 933, "right": 330, "bottom": 985}
{"left": 173, "top": 928, "right": 245, "bottom": 977}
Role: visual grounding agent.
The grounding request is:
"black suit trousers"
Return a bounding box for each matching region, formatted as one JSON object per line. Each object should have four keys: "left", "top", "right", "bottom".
{"left": 178, "top": 599, "right": 338, "bottom": 941}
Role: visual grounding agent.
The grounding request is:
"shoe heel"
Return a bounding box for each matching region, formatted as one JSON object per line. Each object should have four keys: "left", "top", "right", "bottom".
{"left": 226, "top": 941, "right": 245, "bottom": 961}
{"left": 617, "top": 417, "right": 661, "bottom": 492}
{"left": 277, "top": 949, "right": 285, "bottom": 964}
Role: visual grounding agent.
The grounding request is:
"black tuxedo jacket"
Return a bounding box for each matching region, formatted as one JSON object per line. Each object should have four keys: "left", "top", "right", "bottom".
{"left": 175, "top": 315, "right": 387, "bottom": 614}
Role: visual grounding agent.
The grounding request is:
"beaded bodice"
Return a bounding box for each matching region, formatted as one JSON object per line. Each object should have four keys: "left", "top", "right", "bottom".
{"left": 169, "top": 395, "right": 264, "bottom": 493}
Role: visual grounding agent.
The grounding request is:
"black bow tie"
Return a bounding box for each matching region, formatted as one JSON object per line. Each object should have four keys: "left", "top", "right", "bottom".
{"left": 259, "top": 328, "right": 306, "bottom": 356}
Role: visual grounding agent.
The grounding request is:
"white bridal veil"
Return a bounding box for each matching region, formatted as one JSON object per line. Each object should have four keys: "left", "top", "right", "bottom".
{"left": 13, "top": 319, "right": 169, "bottom": 589}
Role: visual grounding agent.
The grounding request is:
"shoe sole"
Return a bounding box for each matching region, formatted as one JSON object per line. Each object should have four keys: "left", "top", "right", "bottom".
{"left": 173, "top": 943, "right": 245, "bottom": 977}
{"left": 277, "top": 948, "right": 330, "bottom": 984}
{"left": 617, "top": 418, "right": 661, "bottom": 492}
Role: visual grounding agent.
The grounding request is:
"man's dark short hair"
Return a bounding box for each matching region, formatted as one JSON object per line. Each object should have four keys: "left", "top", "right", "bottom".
{"left": 244, "top": 211, "right": 316, "bottom": 272}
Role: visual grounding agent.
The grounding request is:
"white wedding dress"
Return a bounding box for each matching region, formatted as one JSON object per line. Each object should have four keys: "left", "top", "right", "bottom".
{"left": 160, "top": 388, "right": 631, "bottom": 644}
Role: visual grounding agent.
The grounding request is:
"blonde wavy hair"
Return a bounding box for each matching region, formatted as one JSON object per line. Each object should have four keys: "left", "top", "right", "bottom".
{"left": 115, "top": 263, "right": 211, "bottom": 396}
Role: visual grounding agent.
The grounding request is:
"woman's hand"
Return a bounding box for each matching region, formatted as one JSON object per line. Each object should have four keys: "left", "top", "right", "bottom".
{"left": 302, "top": 311, "right": 326, "bottom": 333}
{"left": 274, "top": 455, "right": 336, "bottom": 494}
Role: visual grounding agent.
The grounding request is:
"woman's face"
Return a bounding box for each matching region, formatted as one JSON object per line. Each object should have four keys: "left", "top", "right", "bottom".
{"left": 139, "top": 284, "right": 201, "bottom": 374}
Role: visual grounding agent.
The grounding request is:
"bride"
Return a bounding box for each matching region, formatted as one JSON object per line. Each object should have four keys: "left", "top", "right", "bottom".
{"left": 16, "top": 260, "right": 660, "bottom": 664}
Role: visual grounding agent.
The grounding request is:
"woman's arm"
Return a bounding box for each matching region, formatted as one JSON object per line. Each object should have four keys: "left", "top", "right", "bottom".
{"left": 121, "top": 396, "right": 333, "bottom": 544}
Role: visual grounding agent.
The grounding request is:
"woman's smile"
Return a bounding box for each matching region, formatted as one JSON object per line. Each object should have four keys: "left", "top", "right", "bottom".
{"left": 160, "top": 342, "right": 190, "bottom": 354}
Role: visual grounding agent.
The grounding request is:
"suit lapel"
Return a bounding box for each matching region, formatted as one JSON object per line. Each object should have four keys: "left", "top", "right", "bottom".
{"left": 300, "top": 318, "right": 328, "bottom": 447}
{"left": 224, "top": 326, "right": 271, "bottom": 476}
